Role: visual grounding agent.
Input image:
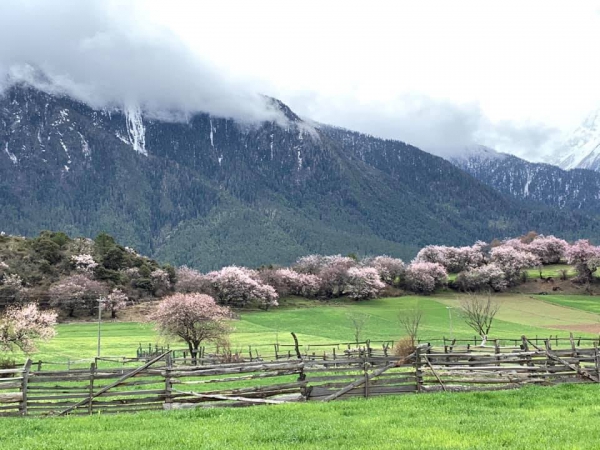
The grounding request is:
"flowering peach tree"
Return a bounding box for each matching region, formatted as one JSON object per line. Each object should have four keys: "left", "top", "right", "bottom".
{"left": 207, "top": 266, "right": 278, "bottom": 309}
{"left": 0, "top": 303, "right": 57, "bottom": 354}
{"left": 150, "top": 293, "right": 231, "bottom": 363}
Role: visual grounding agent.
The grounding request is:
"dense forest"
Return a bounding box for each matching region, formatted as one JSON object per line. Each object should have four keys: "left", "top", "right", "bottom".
{"left": 2, "top": 86, "right": 600, "bottom": 271}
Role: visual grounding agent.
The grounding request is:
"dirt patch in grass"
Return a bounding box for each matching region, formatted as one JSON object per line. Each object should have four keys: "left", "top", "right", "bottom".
{"left": 120, "top": 300, "right": 160, "bottom": 322}
{"left": 547, "top": 323, "right": 600, "bottom": 333}
{"left": 512, "top": 279, "right": 594, "bottom": 295}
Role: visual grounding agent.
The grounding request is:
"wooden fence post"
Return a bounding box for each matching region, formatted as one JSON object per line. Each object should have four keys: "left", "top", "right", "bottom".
{"left": 291, "top": 332, "right": 302, "bottom": 360}
{"left": 88, "top": 362, "right": 96, "bottom": 415}
{"left": 414, "top": 347, "right": 423, "bottom": 393}
{"left": 595, "top": 343, "right": 600, "bottom": 383}
{"left": 164, "top": 353, "right": 173, "bottom": 409}
{"left": 570, "top": 333, "right": 578, "bottom": 365}
{"left": 20, "top": 359, "right": 32, "bottom": 416}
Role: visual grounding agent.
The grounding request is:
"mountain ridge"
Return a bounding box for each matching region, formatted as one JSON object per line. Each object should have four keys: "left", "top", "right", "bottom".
{"left": 2, "top": 84, "right": 600, "bottom": 270}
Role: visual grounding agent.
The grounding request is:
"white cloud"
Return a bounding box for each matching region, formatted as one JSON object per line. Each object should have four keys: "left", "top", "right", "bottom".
{"left": 1, "top": 0, "right": 598, "bottom": 159}
{"left": 0, "top": 0, "right": 281, "bottom": 123}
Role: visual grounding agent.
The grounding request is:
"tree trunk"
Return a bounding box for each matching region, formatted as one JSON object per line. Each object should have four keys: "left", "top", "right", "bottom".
{"left": 189, "top": 342, "right": 199, "bottom": 365}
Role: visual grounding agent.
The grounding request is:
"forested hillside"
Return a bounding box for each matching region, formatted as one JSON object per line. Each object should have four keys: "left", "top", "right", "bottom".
{"left": 1, "top": 85, "right": 600, "bottom": 270}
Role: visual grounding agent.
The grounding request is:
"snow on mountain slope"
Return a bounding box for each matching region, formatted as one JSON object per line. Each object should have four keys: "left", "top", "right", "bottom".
{"left": 552, "top": 110, "right": 600, "bottom": 171}
{"left": 450, "top": 145, "right": 600, "bottom": 213}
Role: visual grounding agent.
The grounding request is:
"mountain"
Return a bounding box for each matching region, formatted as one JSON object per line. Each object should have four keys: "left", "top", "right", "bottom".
{"left": 551, "top": 110, "right": 600, "bottom": 171}
{"left": 450, "top": 146, "right": 600, "bottom": 214}
{"left": 1, "top": 85, "right": 600, "bottom": 271}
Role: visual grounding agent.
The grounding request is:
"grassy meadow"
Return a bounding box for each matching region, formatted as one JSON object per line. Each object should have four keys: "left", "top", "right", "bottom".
{"left": 2, "top": 384, "right": 600, "bottom": 449}
{"left": 31, "top": 291, "right": 600, "bottom": 366}
{"left": 5, "top": 287, "right": 600, "bottom": 449}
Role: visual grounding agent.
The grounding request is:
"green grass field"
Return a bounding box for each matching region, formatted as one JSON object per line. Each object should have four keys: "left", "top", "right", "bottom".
{"left": 6, "top": 292, "right": 600, "bottom": 449}
{"left": 30, "top": 293, "right": 600, "bottom": 367}
{"left": 2, "top": 384, "right": 599, "bottom": 449}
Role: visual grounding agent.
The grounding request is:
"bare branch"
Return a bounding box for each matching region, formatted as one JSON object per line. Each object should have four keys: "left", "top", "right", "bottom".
{"left": 398, "top": 309, "right": 423, "bottom": 345}
{"left": 347, "top": 313, "right": 369, "bottom": 345}
{"left": 459, "top": 293, "right": 500, "bottom": 346}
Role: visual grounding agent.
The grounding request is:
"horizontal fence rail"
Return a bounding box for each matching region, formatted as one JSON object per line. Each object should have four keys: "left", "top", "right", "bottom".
{"left": 2, "top": 334, "right": 600, "bottom": 417}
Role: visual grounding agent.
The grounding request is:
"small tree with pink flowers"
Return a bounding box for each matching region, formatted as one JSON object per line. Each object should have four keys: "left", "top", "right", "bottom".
{"left": 48, "top": 274, "right": 109, "bottom": 317}
{"left": 527, "top": 235, "right": 568, "bottom": 265}
{"left": 455, "top": 263, "right": 508, "bottom": 292}
{"left": 207, "top": 266, "right": 278, "bottom": 309}
{"left": 104, "top": 289, "right": 128, "bottom": 319}
{"left": 404, "top": 262, "right": 447, "bottom": 294}
{"left": 151, "top": 293, "right": 231, "bottom": 364}
{"left": 175, "top": 266, "right": 212, "bottom": 294}
{"left": 0, "top": 304, "right": 57, "bottom": 354}
{"left": 566, "top": 240, "right": 600, "bottom": 282}
{"left": 318, "top": 256, "right": 357, "bottom": 298}
{"left": 260, "top": 269, "right": 321, "bottom": 298}
{"left": 345, "top": 267, "right": 386, "bottom": 300}
{"left": 364, "top": 256, "right": 405, "bottom": 285}
{"left": 490, "top": 246, "right": 539, "bottom": 284}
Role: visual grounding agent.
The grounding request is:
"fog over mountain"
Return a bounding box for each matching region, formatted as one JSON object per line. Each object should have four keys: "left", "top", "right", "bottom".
{"left": 1, "top": 0, "right": 593, "bottom": 160}
{"left": 0, "top": 1, "right": 281, "bottom": 124}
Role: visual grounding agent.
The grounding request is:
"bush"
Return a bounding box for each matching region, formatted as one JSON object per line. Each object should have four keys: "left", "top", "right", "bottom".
{"left": 32, "top": 238, "right": 62, "bottom": 264}
{"left": 393, "top": 337, "right": 416, "bottom": 364}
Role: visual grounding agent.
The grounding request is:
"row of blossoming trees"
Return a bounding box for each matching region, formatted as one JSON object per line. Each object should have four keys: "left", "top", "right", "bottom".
{"left": 2, "top": 232, "right": 600, "bottom": 326}
{"left": 172, "top": 234, "right": 600, "bottom": 307}
{"left": 2, "top": 233, "right": 600, "bottom": 365}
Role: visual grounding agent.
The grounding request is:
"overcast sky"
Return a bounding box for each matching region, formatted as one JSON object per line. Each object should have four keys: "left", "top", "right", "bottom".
{"left": 2, "top": 0, "right": 599, "bottom": 160}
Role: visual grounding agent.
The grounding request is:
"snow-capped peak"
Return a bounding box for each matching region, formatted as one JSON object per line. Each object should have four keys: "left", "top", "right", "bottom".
{"left": 552, "top": 109, "right": 600, "bottom": 171}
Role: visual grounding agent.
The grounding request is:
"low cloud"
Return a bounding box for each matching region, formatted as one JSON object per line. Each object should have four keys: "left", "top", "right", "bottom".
{"left": 0, "top": 0, "right": 280, "bottom": 123}
{"left": 284, "top": 92, "right": 560, "bottom": 160}
{"left": 0, "top": 1, "right": 561, "bottom": 158}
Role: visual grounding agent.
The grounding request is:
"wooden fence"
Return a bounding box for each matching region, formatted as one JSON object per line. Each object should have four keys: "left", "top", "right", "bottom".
{"left": 2, "top": 335, "right": 600, "bottom": 416}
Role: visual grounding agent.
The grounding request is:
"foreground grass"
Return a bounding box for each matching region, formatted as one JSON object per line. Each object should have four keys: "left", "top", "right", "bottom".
{"left": 2, "top": 384, "right": 599, "bottom": 449}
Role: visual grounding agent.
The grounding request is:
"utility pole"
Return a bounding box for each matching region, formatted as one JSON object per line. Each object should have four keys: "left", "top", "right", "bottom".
{"left": 446, "top": 306, "right": 454, "bottom": 339}
{"left": 97, "top": 297, "right": 106, "bottom": 357}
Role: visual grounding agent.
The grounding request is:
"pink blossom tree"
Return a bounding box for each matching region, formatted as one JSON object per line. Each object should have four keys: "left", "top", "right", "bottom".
{"left": 415, "top": 244, "right": 486, "bottom": 273}
{"left": 566, "top": 240, "right": 600, "bottom": 282}
{"left": 207, "top": 266, "right": 278, "bottom": 309}
{"left": 415, "top": 246, "right": 448, "bottom": 266}
{"left": 363, "top": 256, "right": 405, "bottom": 285}
{"left": 293, "top": 254, "right": 327, "bottom": 275}
{"left": 150, "top": 269, "right": 172, "bottom": 295}
{"left": 455, "top": 263, "right": 508, "bottom": 292}
{"left": 502, "top": 238, "right": 529, "bottom": 252}
{"left": 528, "top": 235, "right": 568, "bottom": 265}
{"left": 175, "top": 266, "right": 212, "bottom": 294}
{"left": 104, "top": 289, "right": 128, "bottom": 319}
{"left": 318, "top": 256, "right": 357, "bottom": 298}
{"left": 2, "top": 273, "right": 22, "bottom": 290}
{"left": 150, "top": 293, "right": 231, "bottom": 364}
{"left": 404, "top": 262, "right": 448, "bottom": 294}
{"left": 0, "top": 304, "right": 57, "bottom": 354}
{"left": 70, "top": 254, "right": 98, "bottom": 273}
{"left": 345, "top": 267, "right": 386, "bottom": 300}
{"left": 490, "top": 246, "right": 539, "bottom": 284}
{"left": 48, "top": 274, "right": 109, "bottom": 317}
{"left": 260, "top": 269, "right": 321, "bottom": 298}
